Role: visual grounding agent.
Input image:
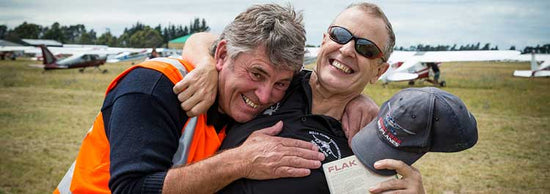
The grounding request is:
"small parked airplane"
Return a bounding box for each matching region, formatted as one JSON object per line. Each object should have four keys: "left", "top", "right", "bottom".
{"left": 3, "top": 45, "right": 181, "bottom": 65}
{"left": 512, "top": 52, "right": 550, "bottom": 77}
{"left": 106, "top": 50, "right": 148, "bottom": 63}
{"left": 37, "top": 45, "right": 108, "bottom": 73}
{"left": 378, "top": 50, "right": 529, "bottom": 86}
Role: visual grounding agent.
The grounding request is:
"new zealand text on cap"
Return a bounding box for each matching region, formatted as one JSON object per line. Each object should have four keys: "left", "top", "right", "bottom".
{"left": 351, "top": 87, "right": 478, "bottom": 176}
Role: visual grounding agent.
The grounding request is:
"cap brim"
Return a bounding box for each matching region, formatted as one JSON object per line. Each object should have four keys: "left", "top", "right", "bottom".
{"left": 351, "top": 118, "right": 425, "bottom": 176}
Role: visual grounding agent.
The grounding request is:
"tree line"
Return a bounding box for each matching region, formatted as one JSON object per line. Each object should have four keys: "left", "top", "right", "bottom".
{"left": 394, "top": 42, "right": 550, "bottom": 54}
{"left": 0, "top": 18, "right": 210, "bottom": 48}
{"left": 2, "top": 22, "right": 548, "bottom": 54}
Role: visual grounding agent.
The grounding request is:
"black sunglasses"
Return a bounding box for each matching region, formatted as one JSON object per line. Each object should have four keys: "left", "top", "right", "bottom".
{"left": 328, "top": 26, "right": 386, "bottom": 62}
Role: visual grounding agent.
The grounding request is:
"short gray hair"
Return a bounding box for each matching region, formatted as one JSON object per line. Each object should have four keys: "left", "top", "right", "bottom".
{"left": 212, "top": 4, "right": 306, "bottom": 73}
{"left": 345, "top": 3, "right": 396, "bottom": 62}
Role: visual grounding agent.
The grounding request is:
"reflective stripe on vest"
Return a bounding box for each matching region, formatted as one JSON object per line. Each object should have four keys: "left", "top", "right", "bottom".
{"left": 54, "top": 58, "right": 226, "bottom": 194}
{"left": 172, "top": 117, "right": 197, "bottom": 166}
{"left": 55, "top": 161, "right": 75, "bottom": 194}
{"left": 148, "top": 57, "right": 188, "bottom": 78}
{"left": 147, "top": 58, "right": 200, "bottom": 166}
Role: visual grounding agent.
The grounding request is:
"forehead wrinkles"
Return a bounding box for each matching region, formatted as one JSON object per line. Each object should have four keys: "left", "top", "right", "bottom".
{"left": 231, "top": 48, "right": 270, "bottom": 66}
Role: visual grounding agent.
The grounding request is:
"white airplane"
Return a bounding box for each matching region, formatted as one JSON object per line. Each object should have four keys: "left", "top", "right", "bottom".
{"left": 380, "top": 50, "right": 526, "bottom": 86}
{"left": 381, "top": 50, "right": 550, "bottom": 85}
{"left": 304, "top": 47, "right": 320, "bottom": 65}
{"left": 106, "top": 49, "right": 148, "bottom": 63}
{"left": 27, "top": 45, "right": 109, "bottom": 73}
{"left": 1, "top": 45, "right": 169, "bottom": 63}
{"left": 1, "top": 45, "right": 122, "bottom": 61}
{"left": 512, "top": 52, "right": 550, "bottom": 77}
{"left": 1, "top": 46, "right": 38, "bottom": 59}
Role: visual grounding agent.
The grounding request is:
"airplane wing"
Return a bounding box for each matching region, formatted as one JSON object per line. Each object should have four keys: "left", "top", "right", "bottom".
{"left": 512, "top": 54, "right": 550, "bottom": 77}
{"left": 106, "top": 49, "right": 148, "bottom": 63}
{"left": 386, "top": 72, "right": 419, "bottom": 82}
{"left": 1, "top": 46, "right": 40, "bottom": 55}
{"left": 304, "top": 47, "right": 320, "bottom": 65}
{"left": 379, "top": 55, "right": 421, "bottom": 83}
{"left": 513, "top": 70, "right": 550, "bottom": 77}
{"left": 414, "top": 50, "right": 521, "bottom": 63}
{"left": 0, "top": 46, "right": 27, "bottom": 52}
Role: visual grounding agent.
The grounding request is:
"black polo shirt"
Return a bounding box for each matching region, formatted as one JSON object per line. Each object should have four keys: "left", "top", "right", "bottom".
{"left": 219, "top": 70, "right": 353, "bottom": 194}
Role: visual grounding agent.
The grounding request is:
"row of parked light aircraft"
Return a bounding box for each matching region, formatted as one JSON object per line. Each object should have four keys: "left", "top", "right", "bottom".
{"left": 1, "top": 45, "right": 548, "bottom": 84}
{"left": 304, "top": 48, "right": 550, "bottom": 86}
{"left": 0, "top": 45, "right": 180, "bottom": 72}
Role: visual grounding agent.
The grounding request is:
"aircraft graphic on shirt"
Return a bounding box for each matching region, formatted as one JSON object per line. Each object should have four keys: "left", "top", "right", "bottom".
{"left": 263, "top": 103, "right": 280, "bottom": 115}
{"left": 310, "top": 133, "right": 340, "bottom": 159}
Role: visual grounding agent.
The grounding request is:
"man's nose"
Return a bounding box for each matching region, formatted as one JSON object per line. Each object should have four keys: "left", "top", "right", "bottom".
{"left": 339, "top": 40, "right": 356, "bottom": 57}
{"left": 255, "top": 84, "right": 272, "bottom": 105}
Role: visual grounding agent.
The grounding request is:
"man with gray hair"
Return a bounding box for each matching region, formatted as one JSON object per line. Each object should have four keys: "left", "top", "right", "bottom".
{"left": 174, "top": 2, "right": 425, "bottom": 193}
{"left": 54, "top": 4, "right": 325, "bottom": 194}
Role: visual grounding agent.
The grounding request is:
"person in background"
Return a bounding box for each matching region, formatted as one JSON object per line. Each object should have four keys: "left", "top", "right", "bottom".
{"left": 150, "top": 47, "right": 160, "bottom": 59}
{"left": 426, "top": 62, "right": 441, "bottom": 85}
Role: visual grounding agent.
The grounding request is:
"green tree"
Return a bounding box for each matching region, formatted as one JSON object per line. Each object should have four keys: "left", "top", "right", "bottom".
{"left": 42, "top": 22, "right": 64, "bottom": 42}
{"left": 201, "top": 18, "right": 209, "bottom": 31}
{"left": 188, "top": 18, "right": 210, "bottom": 34}
{"left": 183, "top": 26, "right": 189, "bottom": 36}
{"left": 474, "top": 42, "right": 480, "bottom": 50}
{"left": 62, "top": 24, "right": 87, "bottom": 43}
{"left": 97, "top": 31, "right": 118, "bottom": 46}
{"left": 450, "top": 44, "right": 457, "bottom": 51}
{"left": 482, "top": 43, "right": 490, "bottom": 50}
{"left": 126, "top": 22, "right": 145, "bottom": 37}
{"left": 128, "top": 27, "right": 163, "bottom": 48}
{"left": 154, "top": 25, "right": 162, "bottom": 37}
{"left": 118, "top": 32, "right": 130, "bottom": 47}
{"left": 0, "top": 25, "right": 8, "bottom": 39}
{"left": 13, "top": 22, "right": 42, "bottom": 39}
{"left": 4, "top": 30, "right": 20, "bottom": 43}
{"left": 79, "top": 29, "right": 97, "bottom": 44}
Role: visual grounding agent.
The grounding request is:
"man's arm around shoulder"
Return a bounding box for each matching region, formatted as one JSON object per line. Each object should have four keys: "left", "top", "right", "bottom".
{"left": 163, "top": 121, "right": 325, "bottom": 193}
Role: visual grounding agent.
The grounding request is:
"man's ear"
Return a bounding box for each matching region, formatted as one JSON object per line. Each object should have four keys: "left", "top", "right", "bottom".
{"left": 214, "top": 40, "right": 228, "bottom": 71}
{"left": 370, "top": 62, "right": 389, "bottom": 84}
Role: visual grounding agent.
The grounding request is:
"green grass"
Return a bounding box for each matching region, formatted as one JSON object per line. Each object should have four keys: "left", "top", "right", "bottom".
{"left": 1, "top": 59, "right": 549, "bottom": 193}
{"left": 0, "top": 59, "right": 133, "bottom": 193}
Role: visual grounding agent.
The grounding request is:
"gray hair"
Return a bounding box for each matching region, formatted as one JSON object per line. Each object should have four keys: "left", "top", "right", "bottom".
{"left": 344, "top": 3, "right": 396, "bottom": 62}
{"left": 212, "top": 4, "right": 306, "bottom": 73}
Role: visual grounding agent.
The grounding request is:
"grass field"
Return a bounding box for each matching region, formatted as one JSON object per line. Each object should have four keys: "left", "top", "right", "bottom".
{"left": 1, "top": 59, "right": 549, "bottom": 193}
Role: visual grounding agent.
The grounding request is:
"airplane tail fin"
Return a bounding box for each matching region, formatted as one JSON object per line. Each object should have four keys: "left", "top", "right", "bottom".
{"left": 530, "top": 51, "right": 537, "bottom": 71}
{"left": 39, "top": 45, "right": 56, "bottom": 64}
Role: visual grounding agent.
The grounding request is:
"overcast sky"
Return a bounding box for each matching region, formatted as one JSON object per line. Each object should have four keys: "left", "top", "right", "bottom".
{"left": 1, "top": 0, "right": 549, "bottom": 50}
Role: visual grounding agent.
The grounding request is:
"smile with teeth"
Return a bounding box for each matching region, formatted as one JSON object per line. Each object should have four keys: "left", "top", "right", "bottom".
{"left": 331, "top": 60, "right": 352, "bottom": 74}
{"left": 242, "top": 94, "right": 259, "bottom": 109}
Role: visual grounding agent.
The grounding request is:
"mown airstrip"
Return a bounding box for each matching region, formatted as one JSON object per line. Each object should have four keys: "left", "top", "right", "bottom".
{"left": 1, "top": 59, "right": 548, "bottom": 193}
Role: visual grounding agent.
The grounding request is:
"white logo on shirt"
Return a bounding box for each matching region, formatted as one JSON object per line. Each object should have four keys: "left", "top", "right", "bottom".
{"left": 309, "top": 131, "right": 341, "bottom": 160}
{"left": 263, "top": 102, "right": 280, "bottom": 115}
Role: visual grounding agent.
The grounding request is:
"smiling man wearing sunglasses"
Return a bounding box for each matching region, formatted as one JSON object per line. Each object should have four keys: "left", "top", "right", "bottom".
{"left": 313, "top": 9, "right": 391, "bottom": 102}
{"left": 174, "top": 2, "right": 424, "bottom": 194}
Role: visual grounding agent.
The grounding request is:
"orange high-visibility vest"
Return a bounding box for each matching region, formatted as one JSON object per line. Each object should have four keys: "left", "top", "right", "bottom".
{"left": 54, "top": 58, "right": 226, "bottom": 194}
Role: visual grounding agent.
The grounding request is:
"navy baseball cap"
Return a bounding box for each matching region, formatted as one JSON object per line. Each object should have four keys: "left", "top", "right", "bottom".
{"left": 351, "top": 87, "right": 478, "bottom": 176}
